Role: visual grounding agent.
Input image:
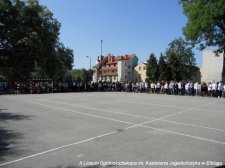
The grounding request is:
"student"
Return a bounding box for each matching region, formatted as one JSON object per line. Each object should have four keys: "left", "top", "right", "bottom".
{"left": 185, "top": 82, "right": 189, "bottom": 95}
{"left": 208, "top": 82, "right": 212, "bottom": 97}
{"left": 178, "top": 81, "right": 182, "bottom": 95}
{"left": 164, "top": 82, "right": 168, "bottom": 94}
{"left": 194, "top": 82, "right": 198, "bottom": 96}
{"left": 197, "top": 82, "right": 201, "bottom": 96}
{"left": 211, "top": 81, "right": 217, "bottom": 97}
{"left": 223, "top": 84, "right": 225, "bottom": 98}
{"left": 144, "top": 82, "right": 148, "bottom": 93}
{"left": 156, "top": 81, "right": 161, "bottom": 94}
{"left": 201, "top": 82, "right": 208, "bottom": 96}
{"left": 150, "top": 82, "right": 155, "bottom": 94}
{"left": 169, "top": 81, "right": 174, "bottom": 95}
{"left": 218, "top": 81, "right": 223, "bottom": 98}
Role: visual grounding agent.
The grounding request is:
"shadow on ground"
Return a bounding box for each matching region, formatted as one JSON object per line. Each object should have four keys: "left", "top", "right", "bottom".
{"left": 0, "top": 109, "right": 30, "bottom": 121}
{"left": 0, "top": 109, "right": 31, "bottom": 162}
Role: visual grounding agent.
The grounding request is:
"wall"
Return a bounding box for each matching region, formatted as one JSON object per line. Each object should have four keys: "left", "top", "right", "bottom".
{"left": 201, "top": 51, "right": 225, "bottom": 82}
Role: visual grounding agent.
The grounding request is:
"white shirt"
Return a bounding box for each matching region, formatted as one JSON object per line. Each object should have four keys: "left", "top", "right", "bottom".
{"left": 178, "top": 82, "right": 182, "bottom": 89}
{"left": 164, "top": 83, "right": 168, "bottom": 89}
{"left": 212, "top": 83, "right": 217, "bottom": 90}
{"left": 218, "top": 82, "right": 223, "bottom": 91}
{"left": 208, "top": 84, "right": 212, "bottom": 91}
{"left": 194, "top": 83, "right": 198, "bottom": 90}
{"left": 151, "top": 83, "right": 155, "bottom": 89}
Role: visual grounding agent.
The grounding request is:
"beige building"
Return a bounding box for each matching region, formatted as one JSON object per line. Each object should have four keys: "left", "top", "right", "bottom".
{"left": 133, "top": 62, "right": 147, "bottom": 82}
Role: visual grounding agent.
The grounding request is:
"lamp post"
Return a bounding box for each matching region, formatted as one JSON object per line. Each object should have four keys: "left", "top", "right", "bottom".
{"left": 86, "top": 56, "right": 91, "bottom": 70}
{"left": 100, "top": 40, "right": 103, "bottom": 81}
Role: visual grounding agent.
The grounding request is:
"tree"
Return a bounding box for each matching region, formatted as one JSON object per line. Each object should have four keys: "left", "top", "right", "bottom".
{"left": 146, "top": 53, "right": 158, "bottom": 82}
{"left": 167, "top": 51, "right": 181, "bottom": 81}
{"left": 166, "top": 38, "right": 196, "bottom": 80}
{"left": 0, "top": 0, "right": 74, "bottom": 81}
{"left": 158, "top": 53, "right": 168, "bottom": 81}
{"left": 179, "top": 0, "right": 225, "bottom": 53}
{"left": 72, "top": 69, "right": 92, "bottom": 82}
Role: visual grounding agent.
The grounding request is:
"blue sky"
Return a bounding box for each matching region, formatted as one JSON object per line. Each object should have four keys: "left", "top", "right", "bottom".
{"left": 39, "top": 0, "right": 202, "bottom": 69}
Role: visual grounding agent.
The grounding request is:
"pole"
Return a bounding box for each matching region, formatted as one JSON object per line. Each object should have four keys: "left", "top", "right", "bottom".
{"left": 90, "top": 56, "right": 91, "bottom": 70}
{"left": 101, "top": 40, "right": 103, "bottom": 57}
{"left": 100, "top": 40, "right": 103, "bottom": 81}
{"left": 86, "top": 56, "right": 91, "bottom": 70}
{"left": 9, "top": 66, "right": 11, "bottom": 93}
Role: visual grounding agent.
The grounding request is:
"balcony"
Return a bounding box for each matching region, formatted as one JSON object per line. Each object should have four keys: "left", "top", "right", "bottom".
{"left": 97, "top": 72, "right": 118, "bottom": 77}
{"left": 101, "top": 66, "right": 118, "bottom": 70}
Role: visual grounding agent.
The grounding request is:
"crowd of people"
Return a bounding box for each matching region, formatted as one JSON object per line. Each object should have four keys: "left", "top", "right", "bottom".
{"left": 7, "top": 80, "right": 225, "bottom": 98}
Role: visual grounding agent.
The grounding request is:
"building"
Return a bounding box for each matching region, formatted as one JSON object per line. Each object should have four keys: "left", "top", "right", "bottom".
{"left": 92, "top": 54, "right": 138, "bottom": 82}
{"left": 201, "top": 51, "right": 225, "bottom": 82}
{"left": 133, "top": 62, "right": 147, "bottom": 82}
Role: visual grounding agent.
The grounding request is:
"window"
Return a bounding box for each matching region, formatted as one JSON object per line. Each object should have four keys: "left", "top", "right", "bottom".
{"left": 143, "top": 66, "right": 146, "bottom": 70}
{"left": 139, "top": 67, "right": 141, "bottom": 71}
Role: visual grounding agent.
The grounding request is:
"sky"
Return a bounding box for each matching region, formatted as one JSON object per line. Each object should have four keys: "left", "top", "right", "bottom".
{"left": 39, "top": 0, "right": 202, "bottom": 69}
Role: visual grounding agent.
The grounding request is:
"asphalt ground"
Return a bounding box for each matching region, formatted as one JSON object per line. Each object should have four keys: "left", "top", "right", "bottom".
{"left": 0, "top": 92, "right": 225, "bottom": 168}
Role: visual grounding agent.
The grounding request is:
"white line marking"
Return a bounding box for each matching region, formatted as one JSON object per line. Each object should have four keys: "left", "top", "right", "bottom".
{"left": 139, "top": 124, "right": 225, "bottom": 146}
{"left": 24, "top": 100, "right": 135, "bottom": 125}
{"left": 118, "top": 100, "right": 188, "bottom": 109}
{"left": 0, "top": 131, "right": 117, "bottom": 167}
{"left": 161, "top": 119, "right": 225, "bottom": 132}
{"left": 38, "top": 99, "right": 225, "bottom": 133}
{"left": 195, "top": 108, "right": 225, "bottom": 114}
{"left": 140, "top": 99, "right": 222, "bottom": 125}
{"left": 38, "top": 99, "right": 156, "bottom": 119}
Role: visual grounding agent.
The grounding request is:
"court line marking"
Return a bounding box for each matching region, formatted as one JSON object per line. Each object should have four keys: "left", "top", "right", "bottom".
{"left": 38, "top": 99, "right": 158, "bottom": 119}
{"left": 117, "top": 100, "right": 189, "bottom": 109}
{"left": 1, "top": 99, "right": 224, "bottom": 167}
{"left": 139, "top": 124, "right": 225, "bottom": 146}
{"left": 0, "top": 131, "right": 118, "bottom": 167}
{"left": 39, "top": 99, "right": 225, "bottom": 132}
{"left": 195, "top": 108, "right": 225, "bottom": 114}
{"left": 24, "top": 100, "right": 135, "bottom": 125}
{"left": 1, "top": 116, "right": 225, "bottom": 167}
{"left": 160, "top": 119, "right": 225, "bottom": 132}
{"left": 139, "top": 99, "right": 222, "bottom": 125}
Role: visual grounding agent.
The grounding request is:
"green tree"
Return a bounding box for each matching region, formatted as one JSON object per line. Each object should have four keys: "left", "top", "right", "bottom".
{"left": 0, "top": 0, "right": 74, "bottom": 81}
{"left": 72, "top": 69, "right": 92, "bottom": 82}
{"left": 167, "top": 51, "right": 181, "bottom": 81}
{"left": 146, "top": 53, "right": 158, "bottom": 82}
{"left": 158, "top": 53, "right": 168, "bottom": 81}
{"left": 166, "top": 38, "right": 196, "bottom": 80}
{"left": 179, "top": 0, "right": 225, "bottom": 53}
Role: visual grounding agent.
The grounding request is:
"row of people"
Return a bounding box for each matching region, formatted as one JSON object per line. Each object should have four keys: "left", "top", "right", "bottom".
{"left": 12, "top": 80, "right": 225, "bottom": 98}
{"left": 148, "top": 81, "right": 224, "bottom": 98}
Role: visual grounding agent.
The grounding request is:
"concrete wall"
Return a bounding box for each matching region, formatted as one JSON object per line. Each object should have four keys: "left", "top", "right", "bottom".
{"left": 201, "top": 51, "right": 225, "bottom": 82}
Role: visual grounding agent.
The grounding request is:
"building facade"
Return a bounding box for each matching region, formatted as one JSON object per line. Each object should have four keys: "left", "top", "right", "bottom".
{"left": 92, "top": 54, "right": 138, "bottom": 82}
{"left": 133, "top": 62, "right": 147, "bottom": 82}
{"left": 201, "top": 51, "right": 225, "bottom": 82}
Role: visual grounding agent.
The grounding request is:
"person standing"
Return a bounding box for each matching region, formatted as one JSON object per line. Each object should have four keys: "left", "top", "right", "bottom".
{"left": 211, "top": 81, "right": 217, "bottom": 97}
{"left": 208, "top": 82, "right": 212, "bottom": 97}
{"left": 218, "top": 81, "right": 223, "bottom": 98}
{"left": 169, "top": 81, "right": 174, "bottom": 95}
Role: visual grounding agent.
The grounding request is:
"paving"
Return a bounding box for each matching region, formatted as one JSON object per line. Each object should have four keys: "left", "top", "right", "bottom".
{"left": 0, "top": 92, "right": 225, "bottom": 168}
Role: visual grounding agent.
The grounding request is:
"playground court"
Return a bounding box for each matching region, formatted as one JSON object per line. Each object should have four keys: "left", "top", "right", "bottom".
{"left": 0, "top": 92, "right": 225, "bottom": 168}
